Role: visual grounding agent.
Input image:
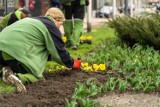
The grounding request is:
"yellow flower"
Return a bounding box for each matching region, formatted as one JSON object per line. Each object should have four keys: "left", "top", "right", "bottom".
{"left": 81, "top": 62, "right": 89, "bottom": 67}
{"left": 80, "top": 36, "right": 85, "bottom": 41}
{"left": 62, "top": 36, "right": 67, "bottom": 43}
{"left": 83, "top": 66, "right": 93, "bottom": 72}
{"left": 48, "top": 68, "right": 53, "bottom": 73}
{"left": 61, "top": 66, "right": 65, "bottom": 69}
{"left": 87, "top": 36, "right": 93, "bottom": 41}
{"left": 93, "top": 64, "right": 99, "bottom": 71}
{"left": 56, "top": 66, "right": 60, "bottom": 70}
{"left": 83, "top": 67, "right": 87, "bottom": 71}
{"left": 88, "top": 66, "right": 93, "bottom": 72}
{"left": 99, "top": 64, "right": 106, "bottom": 71}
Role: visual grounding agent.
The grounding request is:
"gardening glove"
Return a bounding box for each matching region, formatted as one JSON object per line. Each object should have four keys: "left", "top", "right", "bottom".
{"left": 72, "top": 59, "right": 81, "bottom": 69}
{"left": 86, "top": 0, "right": 89, "bottom": 6}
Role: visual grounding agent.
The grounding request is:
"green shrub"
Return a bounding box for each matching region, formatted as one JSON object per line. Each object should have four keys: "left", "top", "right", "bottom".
{"left": 108, "top": 12, "right": 160, "bottom": 49}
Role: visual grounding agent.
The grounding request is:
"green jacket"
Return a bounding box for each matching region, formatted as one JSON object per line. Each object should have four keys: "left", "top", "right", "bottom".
{"left": 0, "top": 10, "right": 23, "bottom": 31}
{"left": 0, "top": 16, "right": 74, "bottom": 78}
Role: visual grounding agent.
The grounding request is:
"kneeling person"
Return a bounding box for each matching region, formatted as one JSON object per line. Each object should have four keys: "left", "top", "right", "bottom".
{"left": 0, "top": 7, "right": 81, "bottom": 93}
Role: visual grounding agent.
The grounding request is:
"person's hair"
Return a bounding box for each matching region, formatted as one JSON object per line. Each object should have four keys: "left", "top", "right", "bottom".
{"left": 45, "top": 7, "right": 65, "bottom": 22}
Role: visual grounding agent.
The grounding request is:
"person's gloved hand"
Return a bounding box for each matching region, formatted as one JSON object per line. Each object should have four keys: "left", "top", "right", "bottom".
{"left": 72, "top": 59, "right": 81, "bottom": 69}
{"left": 86, "top": 0, "right": 89, "bottom": 6}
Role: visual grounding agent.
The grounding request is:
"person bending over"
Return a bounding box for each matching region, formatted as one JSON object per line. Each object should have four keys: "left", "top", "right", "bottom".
{"left": 0, "top": 7, "right": 81, "bottom": 93}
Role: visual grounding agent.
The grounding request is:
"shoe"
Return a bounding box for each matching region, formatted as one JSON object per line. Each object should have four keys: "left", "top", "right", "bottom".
{"left": 70, "top": 45, "right": 78, "bottom": 50}
{"left": 2, "top": 66, "right": 27, "bottom": 93}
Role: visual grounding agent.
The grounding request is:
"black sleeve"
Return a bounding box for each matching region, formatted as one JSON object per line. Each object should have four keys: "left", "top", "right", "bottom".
{"left": 34, "top": 16, "right": 74, "bottom": 68}
{"left": 8, "top": 13, "right": 19, "bottom": 26}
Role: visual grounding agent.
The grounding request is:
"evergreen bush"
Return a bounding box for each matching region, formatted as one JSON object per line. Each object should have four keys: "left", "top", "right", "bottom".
{"left": 108, "top": 12, "right": 160, "bottom": 49}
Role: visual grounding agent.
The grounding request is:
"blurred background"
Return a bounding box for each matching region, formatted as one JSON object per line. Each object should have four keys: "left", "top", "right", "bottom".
{"left": 0, "top": 0, "right": 160, "bottom": 17}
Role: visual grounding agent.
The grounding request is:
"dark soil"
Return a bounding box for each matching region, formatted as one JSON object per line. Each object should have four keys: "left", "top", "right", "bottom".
{"left": 0, "top": 70, "right": 107, "bottom": 107}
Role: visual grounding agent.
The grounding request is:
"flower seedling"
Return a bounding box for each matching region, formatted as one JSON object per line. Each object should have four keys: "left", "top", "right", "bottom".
{"left": 80, "top": 35, "right": 93, "bottom": 44}
{"left": 47, "top": 62, "right": 106, "bottom": 73}
{"left": 81, "top": 63, "right": 106, "bottom": 72}
{"left": 62, "top": 36, "right": 67, "bottom": 43}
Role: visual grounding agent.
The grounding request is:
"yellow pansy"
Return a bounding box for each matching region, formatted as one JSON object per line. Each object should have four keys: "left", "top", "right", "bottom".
{"left": 62, "top": 36, "right": 67, "bottom": 43}
{"left": 99, "top": 64, "right": 106, "bottom": 71}
{"left": 61, "top": 66, "right": 65, "bottom": 69}
{"left": 80, "top": 36, "right": 85, "bottom": 41}
{"left": 56, "top": 66, "right": 60, "bottom": 70}
{"left": 83, "top": 66, "right": 93, "bottom": 72}
{"left": 81, "top": 62, "right": 89, "bottom": 67}
{"left": 48, "top": 68, "right": 53, "bottom": 73}
{"left": 87, "top": 36, "right": 93, "bottom": 41}
{"left": 93, "top": 64, "right": 99, "bottom": 71}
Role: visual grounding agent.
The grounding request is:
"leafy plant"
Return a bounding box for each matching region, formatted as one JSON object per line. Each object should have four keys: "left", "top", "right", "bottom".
{"left": 108, "top": 13, "right": 160, "bottom": 49}
{"left": 117, "top": 78, "right": 130, "bottom": 93}
{"left": 101, "top": 77, "right": 117, "bottom": 92}
{"left": 86, "top": 38, "right": 160, "bottom": 93}
{"left": 65, "top": 78, "right": 102, "bottom": 107}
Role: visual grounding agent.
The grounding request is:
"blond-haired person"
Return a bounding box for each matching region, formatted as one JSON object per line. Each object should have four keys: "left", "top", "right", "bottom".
{"left": 0, "top": 7, "right": 81, "bottom": 93}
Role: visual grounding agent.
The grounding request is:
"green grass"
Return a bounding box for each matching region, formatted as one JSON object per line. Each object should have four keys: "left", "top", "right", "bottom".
{"left": 69, "top": 24, "right": 115, "bottom": 59}
{"left": 0, "top": 24, "right": 114, "bottom": 94}
{"left": 0, "top": 78, "right": 15, "bottom": 94}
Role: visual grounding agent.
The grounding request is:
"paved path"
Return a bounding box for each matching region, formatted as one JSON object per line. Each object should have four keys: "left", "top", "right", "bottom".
{"left": 60, "top": 17, "right": 108, "bottom": 34}
{"left": 83, "top": 17, "right": 108, "bottom": 28}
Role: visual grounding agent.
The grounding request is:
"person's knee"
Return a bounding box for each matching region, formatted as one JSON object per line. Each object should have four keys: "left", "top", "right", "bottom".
{"left": 16, "top": 73, "right": 40, "bottom": 84}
